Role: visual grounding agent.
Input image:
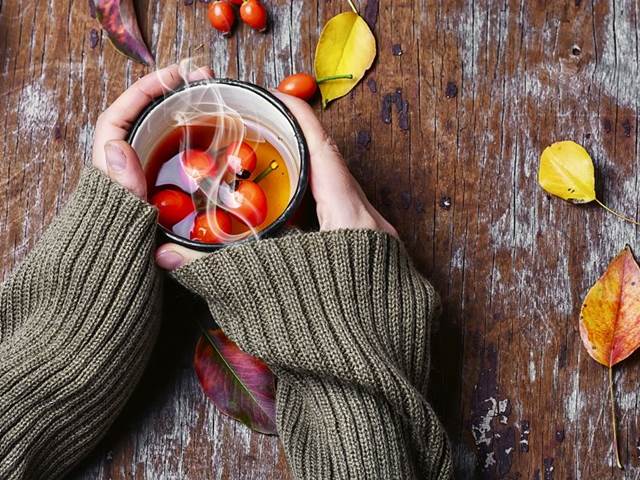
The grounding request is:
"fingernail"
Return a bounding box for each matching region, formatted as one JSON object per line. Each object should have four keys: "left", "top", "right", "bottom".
{"left": 105, "top": 142, "right": 126, "bottom": 172}
{"left": 156, "top": 250, "right": 184, "bottom": 270}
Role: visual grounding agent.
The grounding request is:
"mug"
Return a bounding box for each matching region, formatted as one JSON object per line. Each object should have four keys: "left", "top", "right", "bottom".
{"left": 128, "top": 78, "right": 309, "bottom": 251}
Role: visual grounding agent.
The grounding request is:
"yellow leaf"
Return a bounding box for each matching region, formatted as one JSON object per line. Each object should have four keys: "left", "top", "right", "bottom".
{"left": 314, "top": 12, "right": 376, "bottom": 108}
{"left": 538, "top": 140, "right": 596, "bottom": 204}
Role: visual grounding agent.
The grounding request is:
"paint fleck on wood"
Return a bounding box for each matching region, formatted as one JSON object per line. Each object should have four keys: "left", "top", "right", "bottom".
{"left": 363, "top": 0, "right": 379, "bottom": 30}
{"left": 392, "top": 44, "right": 403, "bottom": 56}
{"left": 381, "top": 94, "right": 393, "bottom": 124}
{"left": 400, "top": 191, "right": 411, "bottom": 209}
{"left": 439, "top": 196, "right": 452, "bottom": 209}
{"left": 445, "top": 81, "right": 458, "bottom": 98}
{"left": 356, "top": 130, "right": 371, "bottom": 149}
{"left": 367, "top": 78, "right": 377, "bottom": 93}
{"left": 543, "top": 458, "right": 554, "bottom": 480}
{"left": 519, "top": 420, "right": 530, "bottom": 452}
{"left": 89, "top": 29, "right": 99, "bottom": 49}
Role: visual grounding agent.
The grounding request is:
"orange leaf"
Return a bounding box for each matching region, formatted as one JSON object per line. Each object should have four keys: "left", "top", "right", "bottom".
{"left": 580, "top": 246, "right": 640, "bottom": 367}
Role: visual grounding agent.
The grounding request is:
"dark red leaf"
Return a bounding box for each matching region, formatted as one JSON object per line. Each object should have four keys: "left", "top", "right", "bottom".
{"left": 95, "top": 0, "right": 154, "bottom": 65}
{"left": 194, "top": 329, "right": 277, "bottom": 435}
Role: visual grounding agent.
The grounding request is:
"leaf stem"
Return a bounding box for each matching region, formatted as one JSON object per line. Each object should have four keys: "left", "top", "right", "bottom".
{"left": 595, "top": 198, "right": 640, "bottom": 226}
{"left": 609, "top": 365, "right": 623, "bottom": 470}
{"left": 347, "top": 0, "right": 359, "bottom": 14}
{"left": 316, "top": 74, "right": 354, "bottom": 84}
{"left": 254, "top": 160, "right": 279, "bottom": 183}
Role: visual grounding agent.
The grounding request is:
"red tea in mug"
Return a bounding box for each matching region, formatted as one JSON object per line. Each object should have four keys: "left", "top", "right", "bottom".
{"left": 146, "top": 115, "right": 292, "bottom": 244}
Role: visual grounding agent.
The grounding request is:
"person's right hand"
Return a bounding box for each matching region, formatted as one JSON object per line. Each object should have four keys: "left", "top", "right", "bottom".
{"left": 155, "top": 92, "right": 397, "bottom": 270}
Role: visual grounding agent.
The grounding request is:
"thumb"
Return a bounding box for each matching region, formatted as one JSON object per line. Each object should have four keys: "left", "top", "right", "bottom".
{"left": 156, "top": 243, "right": 209, "bottom": 270}
{"left": 104, "top": 140, "right": 147, "bottom": 200}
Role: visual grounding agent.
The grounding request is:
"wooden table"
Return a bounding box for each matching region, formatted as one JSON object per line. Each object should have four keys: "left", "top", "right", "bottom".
{"left": 2, "top": 0, "right": 639, "bottom": 478}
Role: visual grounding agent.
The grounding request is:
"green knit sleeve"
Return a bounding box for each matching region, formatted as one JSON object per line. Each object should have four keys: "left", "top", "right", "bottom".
{"left": 171, "top": 229, "right": 452, "bottom": 479}
{"left": 0, "top": 167, "right": 161, "bottom": 480}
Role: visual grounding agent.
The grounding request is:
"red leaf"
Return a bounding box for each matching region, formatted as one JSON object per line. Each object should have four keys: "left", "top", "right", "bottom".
{"left": 194, "top": 329, "right": 277, "bottom": 434}
{"left": 95, "top": 0, "right": 154, "bottom": 65}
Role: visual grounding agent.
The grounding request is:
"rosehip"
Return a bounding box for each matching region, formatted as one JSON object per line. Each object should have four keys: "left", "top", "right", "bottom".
{"left": 240, "top": 0, "right": 267, "bottom": 32}
{"left": 278, "top": 73, "right": 318, "bottom": 101}
{"left": 181, "top": 149, "right": 217, "bottom": 179}
{"left": 191, "top": 209, "right": 233, "bottom": 243}
{"left": 208, "top": 1, "right": 236, "bottom": 36}
{"left": 151, "top": 189, "right": 195, "bottom": 228}
{"left": 224, "top": 142, "right": 257, "bottom": 178}
{"left": 276, "top": 73, "right": 354, "bottom": 102}
{"left": 223, "top": 180, "right": 267, "bottom": 227}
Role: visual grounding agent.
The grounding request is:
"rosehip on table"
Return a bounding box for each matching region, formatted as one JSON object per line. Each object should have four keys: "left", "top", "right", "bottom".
{"left": 208, "top": 0, "right": 236, "bottom": 36}
{"left": 277, "top": 73, "right": 354, "bottom": 102}
{"left": 240, "top": 0, "right": 268, "bottom": 32}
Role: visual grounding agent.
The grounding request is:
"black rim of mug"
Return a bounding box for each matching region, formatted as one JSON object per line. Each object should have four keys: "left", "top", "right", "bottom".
{"left": 127, "top": 78, "right": 310, "bottom": 251}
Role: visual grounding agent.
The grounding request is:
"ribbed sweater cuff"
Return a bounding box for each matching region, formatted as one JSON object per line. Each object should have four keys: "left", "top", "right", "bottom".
{"left": 172, "top": 229, "right": 452, "bottom": 479}
{"left": 0, "top": 167, "right": 161, "bottom": 480}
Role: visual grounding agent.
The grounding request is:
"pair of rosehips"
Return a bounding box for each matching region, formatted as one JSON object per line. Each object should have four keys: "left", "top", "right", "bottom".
{"left": 208, "top": 0, "right": 267, "bottom": 36}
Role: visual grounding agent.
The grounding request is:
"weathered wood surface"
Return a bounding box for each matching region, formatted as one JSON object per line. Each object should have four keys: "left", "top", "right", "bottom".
{"left": 2, "top": 0, "right": 640, "bottom": 478}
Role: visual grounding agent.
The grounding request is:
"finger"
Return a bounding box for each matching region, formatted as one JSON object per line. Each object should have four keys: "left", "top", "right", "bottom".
{"left": 186, "top": 66, "right": 214, "bottom": 82}
{"left": 271, "top": 91, "right": 358, "bottom": 204}
{"left": 155, "top": 243, "right": 209, "bottom": 270}
{"left": 93, "top": 64, "right": 214, "bottom": 171}
{"left": 104, "top": 140, "right": 147, "bottom": 199}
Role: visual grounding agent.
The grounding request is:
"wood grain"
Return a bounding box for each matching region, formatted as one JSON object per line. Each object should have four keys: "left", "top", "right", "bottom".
{"left": 2, "top": 0, "right": 640, "bottom": 478}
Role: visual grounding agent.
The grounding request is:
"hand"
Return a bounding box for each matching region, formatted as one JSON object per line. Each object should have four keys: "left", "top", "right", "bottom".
{"left": 155, "top": 92, "right": 397, "bottom": 270}
{"left": 92, "top": 64, "right": 213, "bottom": 199}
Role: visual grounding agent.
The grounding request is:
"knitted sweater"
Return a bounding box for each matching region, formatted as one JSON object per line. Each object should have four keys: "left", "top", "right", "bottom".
{"left": 0, "top": 167, "right": 452, "bottom": 479}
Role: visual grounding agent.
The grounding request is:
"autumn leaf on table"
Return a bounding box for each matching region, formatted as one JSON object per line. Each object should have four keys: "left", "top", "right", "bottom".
{"left": 538, "top": 140, "right": 639, "bottom": 225}
{"left": 194, "top": 328, "right": 277, "bottom": 435}
{"left": 94, "top": 0, "right": 154, "bottom": 65}
{"left": 579, "top": 246, "right": 640, "bottom": 469}
{"left": 314, "top": 0, "right": 376, "bottom": 108}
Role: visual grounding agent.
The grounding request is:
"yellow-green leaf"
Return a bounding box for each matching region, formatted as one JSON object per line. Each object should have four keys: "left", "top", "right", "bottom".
{"left": 538, "top": 140, "right": 596, "bottom": 204}
{"left": 314, "top": 12, "right": 376, "bottom": 108}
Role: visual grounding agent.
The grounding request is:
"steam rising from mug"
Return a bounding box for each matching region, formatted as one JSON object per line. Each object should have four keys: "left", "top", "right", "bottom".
{"left": 153, "top": 59, "right": 266, "bottom": 243}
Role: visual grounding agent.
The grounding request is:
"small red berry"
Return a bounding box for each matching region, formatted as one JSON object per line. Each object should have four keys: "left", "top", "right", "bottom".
{"left": 277, "top": 73, "right": 318, "bottom": 101}
{"left": 151, "top": 189, "right": 195, "bottom": 228}
{"left": 180, "top": 149, "right": 217, "bottom": 179}
{"left": 191, "top": 209, "right": 233, "bottom": 243}
{"left": 208, "top": 1, "right": 236, "bottom": 36}
{"left": 240, "top": 0, "right": 268, "bottom": 32}
{"left": 224, "top": 141, "right": 257, "bottom": 178}
{"left": 223, "top": 180, "right": 268, "bottom": 227}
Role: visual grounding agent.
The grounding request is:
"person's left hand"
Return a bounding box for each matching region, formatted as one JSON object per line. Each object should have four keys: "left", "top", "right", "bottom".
{"left": 92, "top": 64, "right": 213, "bottom": 199}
